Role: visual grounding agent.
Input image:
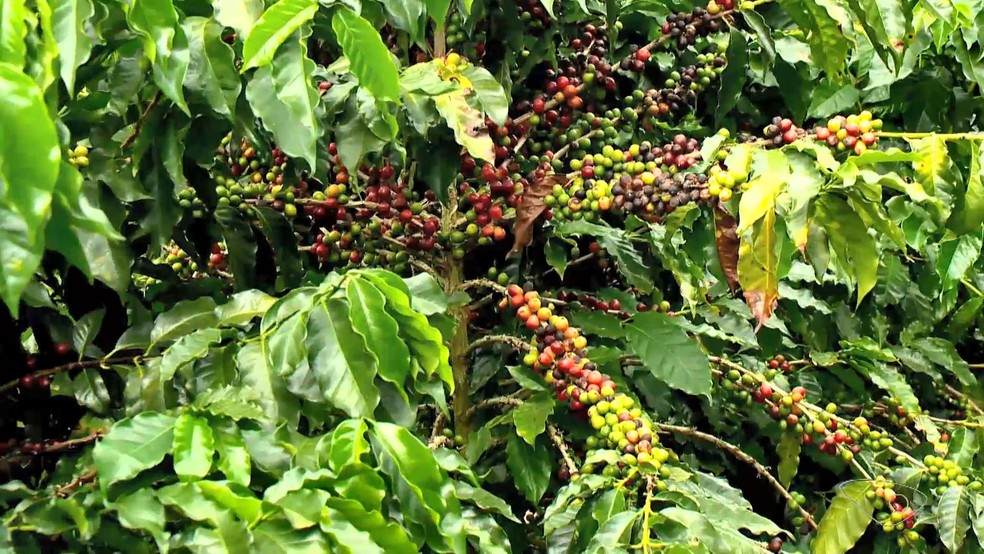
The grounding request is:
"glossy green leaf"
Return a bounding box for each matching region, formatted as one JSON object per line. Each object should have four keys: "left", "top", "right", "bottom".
{"left": 585, "top": 510, "right": 638, "bottom": 553}
{"left": 245, "top": 30, "right": 320, "bottom": 170}
{"left": 72, "top": 368, "right": 111, "bottom": 413}
{"left": 0, "top": 63, "right": 60, "bottom": 314}
{"left": 782, "top": 0, "right": 851, "bottom": 77}
{"left": 811, "top": 480, "right": 875, "bottom": 554}
{"left": 937, "top": 486, "right": 972, "bottom": 552}
{"left": 950, "top": 140, "right": 984, "bottom": 234}
{"left": 505, "top": 433, "right": 551, "bottom": 504}
{"left": 216, "top": 290, "right": 276, "bottom": 326}
{"left": 151, "top": 297, "right": 219, "bottom": 346}
{"left": 909, "top": 337, "right": 976, "bottom": 386}
{"left": 322, "top": 497, "right": 418, "bottom": 554}
{"left": 213, "top": 0, "right": 264, "bottom": 39}
{"left": 183, "top": 16, "right": 241, "bottom": 120}
{"left": 331, "top": 7, "right": 401, "bottom": 103}
{"left": 403, "top": 273, "right": 448, "bottom": 315}
{"left": 242, "top": 0, "right": 318, "bottom": 71}
{"left": 715, "top": 29, "right": 747, "bottom": 124}
{"left": 625, "top": 312, "right": 711, "bottom": 398}
{"left": 161, "top": 328, "right": 223, "bottom": 381}
{"left": 738, "top": 149, "right": 788, "bottom": 233}
{"left": 377, "top": 0, "right": 424, "bottom": 41}
{"left": 816, "top": 195, "right": 878, "bottom": 306}
{"left": 51, "top": 0, "right": 94, "bottom": 92}
{"left": 213, "top": 420, "right": 251, "bottom": 486}
{"left": 422, "top": 0, "right": 452, "bottom": 29}
{"left": 173, "top": 413, "right": 216, "bottom": 479}
{"left": 0, "top": 0, "right": 28, "bottom": 66}
{"left": 346, "top": 278, "right": 412, "bottom": 388}
{"left": 108, "top": 488, "right": 168, "bottom": 548}
{"left": 93, "top": 412, "right": 176, "bottom": 488}
{"left": 157, "top": 482, "right": 251, "bottom": 551}
{"left": 453, "top": 481, "right": 519, "bottom": 522}
{"left": 236, "top": 341, "right": 300, "bottom": 426}
{"left": 254, "top": 519, "right": 330, "bottom": 553}
{"left": 126, "top": 0, "right": 190, "bottom": 113}
{"left": 306, "top": 299, "right": 380, "bottom": 417}
{"left": 460, "top": 65, "right": 509, "bottom": 125}
{"left": 513, "top": 391, "right": 555, "bottom": 445}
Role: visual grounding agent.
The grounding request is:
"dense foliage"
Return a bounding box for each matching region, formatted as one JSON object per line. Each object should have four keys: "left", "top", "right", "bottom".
{"left": 0, "top": 0, "right": 983, "bottom": 552}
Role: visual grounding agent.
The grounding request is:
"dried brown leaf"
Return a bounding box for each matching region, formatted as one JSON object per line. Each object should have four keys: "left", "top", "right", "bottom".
{"left": 509, "top": 174, "right": 567, "bottom": 256}
{"left": 713, "top": 204, "right": 739, "bottom": 294}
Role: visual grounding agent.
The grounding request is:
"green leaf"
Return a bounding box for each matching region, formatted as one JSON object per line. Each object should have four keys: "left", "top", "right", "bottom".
{"left": 0, "top": 63, "right": 61, "bottom": 314}
{"left": 0, "top": 0, "right": 28, "bottom": 66}
{"left": 306, "top": 299, "right": 380, "bottom": 417}
{"left": 94, "top": 412, "right": 176, "bottom": 488}
{"left": 782, "top": 0, "right": 851, "bottom": 77}
{"left": 241, "top": 0, "right": 318, "bottom": 71}
{"left": 213, "top": 0, "right": 265, "bottom": 39}
{"left": 236, "top": 341, "right": 300, "bottom": 426}
{"left": 738, "top": 149, "right": 788, "bottom": 233}
{"left": 377, "top": 0, "right": 425, "bottom": 41}
{"left": 402, "top": 273, "right": 448, "bottom": 315}
{"left": 513, "top": 391, "right": 555, "bottom": 445}
{"left": 322, "top": 418, "right": 370, "bottom": 471}
{"left": 950, "top": 139, "right": 984, "bottom": 235}
{"left": 346, "top": 278, "right": 412, "bottom": 390}
{"left": 777, "top": 433, "right": 801, "bottom": 488}
{"left": 245, "top": 30, "right": 321, "bottom": 170}
{"left": 661, "top": 507, "right": 764, "bottom": 554}
{"left": 173, "top": 413, "right": 216, "bottom": 479}
{"left": 73, "top": 368, "right": 111, "bottom": 413}
{"left": 161, "top": 328, "right": 223, "bottom": 381}
{"left": 335, "top": 95, "right": 387, "bottom": 170}
{"left": 108, "top": 488, "right": 168, "bottom": 548}
{"left": 460, "top": 65, "right": 509, "bottom": 125}
{"left": 545, "top": 240, "right": 569, "bottom": 278}
{"left": 935, "top": 232, "right": 983, "bottom": 293}
{"left": 454, "top": 481, "right": 519, "bottom": 522}
{"left": 554, "top": 220, "right": 653, "bottom": 293}
{"left": 422, "top": 0, "right": 452, "bottom": 29}
{"left": 151, "top": 296, "right": 219, "bottom": 346}
{"left": 216, "top": 290, "right": 277, "bottom": 326}
{"left": 213, "top": 420, "right": 251, "bottom": 486}
{"left": 434, "top": 88, "right": 495, "bottom": 161}
{"left": 505, "top": 433, "right": 551, "bottom": 504}
{"left": 363, "top": 270, "right": 453, "bottom": 390}
{"left": 253, "top": 206, "right": 304, "bottom": 288}
{"left": 254, "top": 519, "right": 330, "bottom": 553}
{"left": 276, "top": 488, "right": 329, "bottom": 528}
{"left": 937, "top": 486, "right": 972, "bottom": 552}
{"left": 332, "top": 7, "right": 401, "bottom": 103}
{"left": 157, "top": 482, "right": 251, "bottom": 550}
{"left": 585, "top": 510, "right": 638, "bottom": 553}
{"left": 370, "top": 421, "right": 464, "bottom": 552}
{"left": 807, "top": 82, "right": 860, "bottom": 119}
{"left": 715, "top": 29, "right": 747, "bottom": 124}
{"left": 268, "top": 310, "right": 309, "bottom": 384}
{"left": 947, "top": 296, "right": 984, "bottom": 342}
{"left": 183, "top": 16, "right": 241, "bottom": 120}
{"left": 909, "top": 337, "right": 976, "bottom": 386}
{"left": 625, "top": 312, "right": 711, "bottom": 398}
{"left": 947, "top": 428, "right": 978, "bottom": 468}
{"left": 51, "top": 0, "right": 94, "bottom": 92}
{"left": 126, "top": 0, "right": 190, "bottom": 113}
{"left": 846, "top": 0, "right": 905, "bottom": 71}
{"left": 72, "top": 308, "right": 104, "bottom": 358}
{"left": 322, "top": 497, "right": 418, "bottom": 554}
{"left": 816, "top": 195, "right": 878, "bottom": 306}
{"left": 811, "top": 480, "right": 875, "bottom": 554}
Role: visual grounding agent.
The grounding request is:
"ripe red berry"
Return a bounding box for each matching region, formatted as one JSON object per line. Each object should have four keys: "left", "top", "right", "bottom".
{"left": 759, "top": 383, "right": 774, "bottom": 398}
{"left": 532, "top": 97, "right": 547, "bottom": 114}
{"left": 635, "top": 48, "right": 651, "bottom": 63}
{"left": 782, "top": 129, "right": 798, "bottom": 144}
{"left": 54, "top": 342, "right": 71, "bottom": 356}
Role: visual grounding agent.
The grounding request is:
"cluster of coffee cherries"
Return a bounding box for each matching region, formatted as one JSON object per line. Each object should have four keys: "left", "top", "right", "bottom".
{"left": 785, "top": 491, "right": 810, "bottom": 529}
{"left": 762, "top": 117, "right": 805, "bottom": 147}
{"left": 813, "top": 112, "right": 882, "bottom": 155}
{"left": 445, "top": 12, "right": 486, "bottom": 59}
{"left": 864, "top": 396, "right": 917, "bottom": 429}
{"left": 706, "top": 163, "right": 747, "bottom": 202}
{"left": 866, "top": 477, "right": 921, "bottom": 545}
{"left": 214, "top": 135, "right": 301, "bottom": 216}
{"left": 176, "top": 184, "right": 206, "bottom": 218}
{"left": 68, "top": 144, "right": 90, "bottom": 168}
{"left": 499, "top": 285, "right": 676, "bottom": 480}
{"left": 765, "top": 354, "right": 793, "bottom": 374}
{"left": 660, "top": 6, "right": 729, "bottom": 48}
{"left": 921, "top": 454, "right": 982, "bottom": 493}
{"left": 516, "top": 0, "right": 554, "bottom": 30}
{"left": 133, "top": 241, "right": 228, "bottom": 287}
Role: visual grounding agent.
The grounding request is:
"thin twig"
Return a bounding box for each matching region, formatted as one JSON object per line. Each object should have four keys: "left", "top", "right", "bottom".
{"left": 658, "top": 423, "right": 818, "bottom": 531}
{"left": 465, "top": 395, "right": 524, "bottom": 418}
{"left": 120, "top": 92, "right": 163, "bottom": 150}
{"left": 0, "top": 356, "right": 142, "bottom": 395}
{"left": 548, "top": 424, "right": 579, "bottom": 477}
{"left": 56, "top": 470, "right": 97, "bottom": 497}
{"left": 428, "top": 412, "right": 448, "bottom": 450}
{"left": 468, "top": 334, "right": 530, "bottom": 353}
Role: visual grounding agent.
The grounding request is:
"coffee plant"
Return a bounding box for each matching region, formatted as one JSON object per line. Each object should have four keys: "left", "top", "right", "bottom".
{"left": 1, "top": 0, "right": 983, "bottom": 552}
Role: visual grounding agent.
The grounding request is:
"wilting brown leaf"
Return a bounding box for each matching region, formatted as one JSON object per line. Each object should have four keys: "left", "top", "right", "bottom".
{"left": 737, "top": 210, "right": 780, "bottom": 330}
{"left": 713, "top": 204, "right": 739, "bottom": 294}
{"left": 509, "top": 174, "right": 567, "bottom": 256}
